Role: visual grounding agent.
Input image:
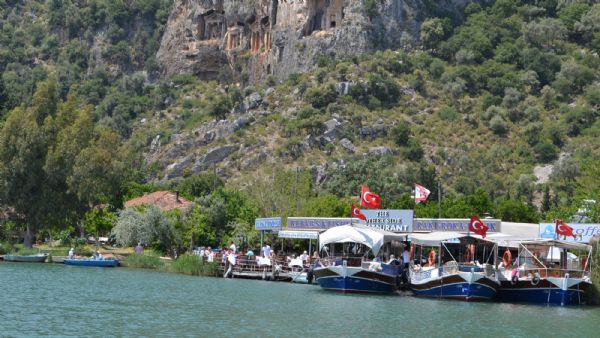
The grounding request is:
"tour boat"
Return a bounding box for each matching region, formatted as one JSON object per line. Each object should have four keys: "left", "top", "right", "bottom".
{"left": 63, "top": 258, "right": 119, "bottom": 267}
{"left": 313, "top": 225, "right": 407, "bottom": 293}
{"left": 494, "top": 239, "right": 592, "bottom": 306}
{"left": 3, "top": 253, "right": 48, "bottom": 263}
{"left": 409, "top": 232, "right": 500, "bottom": 301}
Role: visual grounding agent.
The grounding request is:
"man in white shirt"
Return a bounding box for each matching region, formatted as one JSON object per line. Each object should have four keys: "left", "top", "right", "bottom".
{"left": 229, "top": 242, "right": 237, "bottom": 253}
{"left": 262, "top": 244, "right": 271, "bottom": 258}
{"left": 403, "top": 246, "right": 411, "bottom": 269}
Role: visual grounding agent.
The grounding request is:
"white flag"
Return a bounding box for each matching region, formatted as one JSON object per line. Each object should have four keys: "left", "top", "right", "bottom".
{"left": 414, "top": 183, "right": 431, "bottom": 204}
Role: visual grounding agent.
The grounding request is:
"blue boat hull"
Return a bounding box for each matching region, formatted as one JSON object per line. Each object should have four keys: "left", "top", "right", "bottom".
{"left": 412, "top": 281, "right": 497, "bottom": 300}
{"left": 64, "top": 259, "right": 119, "bottom": 267}
{"left": 496, "top": 280, "right": 589, "bottom": 305}
{"left": 314, "top": 266, "right": 399, "bottom": 294}
{"left": 410, "top": 272, "right": 498, "bottom": 301}
{"left": 317, "top": 275, "right": 396, "bottom": 293}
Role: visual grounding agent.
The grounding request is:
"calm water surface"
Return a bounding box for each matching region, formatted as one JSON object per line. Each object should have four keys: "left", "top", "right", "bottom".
{"left": 0, "top": 262, "right": 598, "bottom": 337}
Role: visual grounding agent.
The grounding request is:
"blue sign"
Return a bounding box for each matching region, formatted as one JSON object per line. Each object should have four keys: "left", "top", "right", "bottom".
{"left": 413, "top": 218, "right": 501, "bottom": 232}
{"left": 286, "top": 217, "right": 353, "bottom": 230}
{"left": 278, "top": 230, "right": 319, "bottom": 239}
{"left": 539, "top": 223, "right": 600, "bottom": 243}
{"left": 255, "top": 217, "right": 282, "bottom": 231}
{"left": 361, "top": 209, "right": 414, "bottom": 232}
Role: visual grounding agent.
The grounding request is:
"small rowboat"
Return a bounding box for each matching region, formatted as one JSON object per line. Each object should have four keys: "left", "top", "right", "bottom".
{"left": 63, "top": 259, "right": 119, "bottom": 267}
{"left": 3, "top": 253, "right": 48, "bottom": 263}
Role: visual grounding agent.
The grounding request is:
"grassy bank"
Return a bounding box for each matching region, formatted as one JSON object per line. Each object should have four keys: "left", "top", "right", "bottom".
{"left": 120, "top": 252, "right": 220, "bottom": 277}
{"left": 120, "top": 251, "right": 165, "bottom": 270}
{"left": 169, "top": 255, "right": 220, "bottom": 277}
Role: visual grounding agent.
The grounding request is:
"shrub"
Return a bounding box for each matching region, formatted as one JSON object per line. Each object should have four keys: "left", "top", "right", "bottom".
{"left": 533, "top": 140, "right": 558, "bottom": 163}
{"left": 391, "top": 124, "right": 410, "bottom": 146}
{"left": 402, "top": 139, "right": 424, "bottom": 161}
{"left": 489, "top": 115, "right": 508, "bottom": 135}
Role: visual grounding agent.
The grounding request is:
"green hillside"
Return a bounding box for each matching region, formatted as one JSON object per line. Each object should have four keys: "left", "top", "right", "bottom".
{"left": 1, "top": 0, "right": 600, "bottom": 249}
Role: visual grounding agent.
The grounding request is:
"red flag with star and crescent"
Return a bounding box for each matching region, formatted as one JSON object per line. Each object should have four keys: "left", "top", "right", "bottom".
{"left": 414, "top": 183, "right": 431, "bottom": 204}
{"left": 351, "top": 204, "right": 367, "bottom": 221}
{"left": 469, "top": 215, "right": 488, "bottom": 238}
{"left": 360, "top": 185, "right": 381, "bottom": 209}
{"left": 555, "top": 219, "right": 575, "bottom": 238}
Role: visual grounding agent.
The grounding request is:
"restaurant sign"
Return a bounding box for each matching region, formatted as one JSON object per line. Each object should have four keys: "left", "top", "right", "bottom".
{"left": 413, "top": 218, "right": 501, "bottom": 232}
{"left": 255, "top": 217, "right": 282, "bottom": 231}
{"left": 286, "top": 217, "right": 353, "bottom": 230}
{"left": 361, "top": 210, "right": 413, "bottom": 232}
{"left": 539, "top": 223, "right": 600, "bottom": 243}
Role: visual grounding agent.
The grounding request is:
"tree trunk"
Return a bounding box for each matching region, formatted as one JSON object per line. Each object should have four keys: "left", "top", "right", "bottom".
{"left": 24, "top": 224, "right": 33, "bottom": 248}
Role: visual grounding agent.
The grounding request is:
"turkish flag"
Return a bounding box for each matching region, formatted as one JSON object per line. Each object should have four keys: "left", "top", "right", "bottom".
{"left": 469, "top": 215, "right": 488, "bottom": 238}
{"left": 555, "top": 219, "right": 575, "bottom": 238}
{"left": 414, "top": 183, "right": 431, "bottom": 204}
{"left": 351, "top": 204, "right": 367, "bottom": 221}
{"left": 360, "top": 185, "right": 381, "bottom": 209}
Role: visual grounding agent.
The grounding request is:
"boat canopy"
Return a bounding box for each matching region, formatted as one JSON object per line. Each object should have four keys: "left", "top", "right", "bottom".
{"left": 409, "top": 231, "right": 505, "bottom": 246}
{"left": 318, "top": 224, "right": 406, "bottom": 256}
{"left": 520, "top": 239, "right": 591, "bottom": 251}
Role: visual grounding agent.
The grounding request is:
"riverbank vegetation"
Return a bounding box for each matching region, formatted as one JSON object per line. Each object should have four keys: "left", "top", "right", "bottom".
{"left": 1, "top": 0, "right": 600, "bottom": 257}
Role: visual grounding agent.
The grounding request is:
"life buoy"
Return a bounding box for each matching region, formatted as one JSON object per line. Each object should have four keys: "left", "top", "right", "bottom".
{"left": 427, "top": 250, "right": 436, "bottom": 267}
{"left": 502, "top": 249, "right": 512, "bottom": 268}
{"left": 531, "top": 272, "right": 540, "bottom": 286}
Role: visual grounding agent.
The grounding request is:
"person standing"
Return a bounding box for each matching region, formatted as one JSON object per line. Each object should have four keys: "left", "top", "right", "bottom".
{"left": 402, "top": 245, "right": 411, "bottom": 269}
{"left": 229, "top": 242, "right": 237, "bottom": 254}
{"left": 68, "top": 248, "right": 75, "bottom": 259}
{"left": 135, "top": 242, "right": 144, "bottom": 255}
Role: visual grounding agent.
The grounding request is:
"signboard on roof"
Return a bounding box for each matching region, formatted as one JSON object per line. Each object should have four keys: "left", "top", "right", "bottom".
{"left": 255, "top": 217, "right": 282, "bottom": 231}
{"left": 361, "top": 209, "right": 413, "bottom": 232}
{"left": 278, "top": 230, "right": 319, "bottom": 239}
{"left": 413, "top": 218, "right": 501, "bottom": 233}
{"left": 539, "top": 223, "right": 600, "bottom": 244}
{"left": 286, "top": 217, "right": 353, "bottom": 230}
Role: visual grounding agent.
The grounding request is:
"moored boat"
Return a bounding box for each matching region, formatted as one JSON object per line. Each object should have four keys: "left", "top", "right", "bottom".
{"left": 409, "top": 232, "right": 500, "bottom": 301}
{"left": 3, "top": 253, "right": 48, "bottom": 263}
{"left": 63, "top": 258, "right": 119, "bottom": 267}
{"left": 494, "top": 239, "right": 591, "bottom": 306}
{"left": 313, "top": 224, "right": 406, "bottom": 294}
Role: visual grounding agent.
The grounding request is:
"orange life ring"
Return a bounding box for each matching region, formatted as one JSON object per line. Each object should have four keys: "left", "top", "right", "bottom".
{"left": 427, "top": 250, "right": 436, "bottom": 267}
{"left": 502, "top": 249, "right": 512, "bottom": 268}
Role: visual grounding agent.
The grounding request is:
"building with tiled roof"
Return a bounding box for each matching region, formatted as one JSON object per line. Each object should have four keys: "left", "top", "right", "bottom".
{"left": 124, "top": 191, "right": 193, "bottom": 211}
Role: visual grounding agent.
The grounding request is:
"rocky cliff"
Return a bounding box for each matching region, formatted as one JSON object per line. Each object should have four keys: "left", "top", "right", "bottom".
{"left": 157, "top": 0, "right": 475, "bottom": 82}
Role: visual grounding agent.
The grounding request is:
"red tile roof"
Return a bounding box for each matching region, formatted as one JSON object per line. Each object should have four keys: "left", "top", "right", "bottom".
{"left": 124, "top": 191, "right": 193, "bottom": 211}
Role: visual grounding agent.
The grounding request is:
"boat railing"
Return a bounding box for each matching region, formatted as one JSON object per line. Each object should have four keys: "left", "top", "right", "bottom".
{"left": 516, "top": 267, "right": 590, "bottom": 280}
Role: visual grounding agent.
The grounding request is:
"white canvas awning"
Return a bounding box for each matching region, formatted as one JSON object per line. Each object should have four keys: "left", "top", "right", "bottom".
{"left": 409, "top": 231, "right": 503, "bottom": 246}
{"left": 319, "top": 224, "right": 406, "bottom": 256}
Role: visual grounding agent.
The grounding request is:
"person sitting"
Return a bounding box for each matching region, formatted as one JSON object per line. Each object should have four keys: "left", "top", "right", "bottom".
{"left": 299, "top": 250, "right": 308, "bottom": 263}
{"left": 246, "top": 249, "right": 254, "bottom": 258}
{"left": 387, "top": 254, "right": 399, "bottom": 265}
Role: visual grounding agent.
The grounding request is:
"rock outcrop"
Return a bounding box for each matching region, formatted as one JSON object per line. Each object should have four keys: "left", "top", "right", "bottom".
{"left": 157, "top": 0, "right": 475, "bottom": 82}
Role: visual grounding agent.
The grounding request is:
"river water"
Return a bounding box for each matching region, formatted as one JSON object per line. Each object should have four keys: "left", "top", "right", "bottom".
{"left": 0, "top": 262, "right": 598, "bottom": 337}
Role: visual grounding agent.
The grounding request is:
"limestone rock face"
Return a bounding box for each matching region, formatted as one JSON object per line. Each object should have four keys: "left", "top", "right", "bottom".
{"left": 157, "top": 0, "right": 475, "bottom": 82}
